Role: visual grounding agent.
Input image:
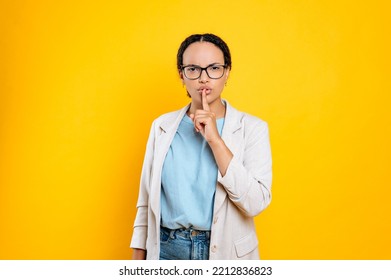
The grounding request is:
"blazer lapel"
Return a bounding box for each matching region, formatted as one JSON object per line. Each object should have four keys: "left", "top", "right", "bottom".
{"left": 149, "top": 105, "right": 190, "bottom": 219}
{"left": 214, "top": 100, "right": 243, "bottom": 215}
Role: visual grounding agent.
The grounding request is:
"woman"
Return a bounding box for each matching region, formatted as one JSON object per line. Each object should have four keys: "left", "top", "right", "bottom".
{"left": 131, "top": 33, "right": 272, "bottom": 260}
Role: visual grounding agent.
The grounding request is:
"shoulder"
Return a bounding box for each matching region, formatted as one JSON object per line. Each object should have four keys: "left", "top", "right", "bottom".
{"left": 149, "top": 105, "right": 189, "bottom": 132}
{"left": 225, "top": 100, "right": 268, "bottom": 131}
{"left": 242, "top": 111, "right": 267, "bottom": 127}
{"left": 153, "top": 109, "right": 182, "bottom": 124}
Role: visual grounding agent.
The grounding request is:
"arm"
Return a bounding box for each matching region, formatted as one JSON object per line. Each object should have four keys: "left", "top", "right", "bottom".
{"left": 130, "top": 121, "right": 156, "bottom": 257}
{"left": 218, "top": 120, "right": 272, "bottom": 217}
{"left": 208, "top": 137, "right": 233, "bottom": 177}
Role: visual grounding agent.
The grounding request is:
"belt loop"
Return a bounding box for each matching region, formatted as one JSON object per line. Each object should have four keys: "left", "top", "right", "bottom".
{"left": 169, "top": 229, "right": 176, "bottom": 239}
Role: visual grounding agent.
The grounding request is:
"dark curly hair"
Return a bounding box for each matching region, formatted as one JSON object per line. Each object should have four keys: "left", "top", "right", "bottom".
{"left": 177, "top": 33, "right": 232, "bottom": 72}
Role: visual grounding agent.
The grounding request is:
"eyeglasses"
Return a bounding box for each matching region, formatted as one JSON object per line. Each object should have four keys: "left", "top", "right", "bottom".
{"left": 181, "top": 64, "right": 227, "bottom": 80}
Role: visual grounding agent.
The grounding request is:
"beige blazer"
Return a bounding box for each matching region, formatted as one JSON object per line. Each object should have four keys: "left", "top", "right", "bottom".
{"left": 130, "top": 100, "right": 272, "bottom": 260}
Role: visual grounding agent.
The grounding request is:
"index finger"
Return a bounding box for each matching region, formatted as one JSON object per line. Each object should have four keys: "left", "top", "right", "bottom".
{"left": 202, "top": 89, "right": 210, "bottom": 111}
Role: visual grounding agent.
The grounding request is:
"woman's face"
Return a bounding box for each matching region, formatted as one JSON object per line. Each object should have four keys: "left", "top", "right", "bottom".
{"left": 181, "top": 42, "right": 229, "bottom": 106}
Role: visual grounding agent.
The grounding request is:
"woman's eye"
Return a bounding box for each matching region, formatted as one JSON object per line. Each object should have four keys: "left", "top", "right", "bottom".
{"left": 187, "top": 67, "right": 198, "bottom": 72}
{"left": 210, "top": 66, "right": 222, "bottom": 71}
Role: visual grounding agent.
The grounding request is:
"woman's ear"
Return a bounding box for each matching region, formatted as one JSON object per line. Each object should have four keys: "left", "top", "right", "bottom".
{"left": 179, "top": 71, "right": 184, "bottom": 83}
{"left": 225, "top": 68, "right": 230, "bottom": 80}
{"left": 178, "top": 71, "right": 186, "bottom": 88}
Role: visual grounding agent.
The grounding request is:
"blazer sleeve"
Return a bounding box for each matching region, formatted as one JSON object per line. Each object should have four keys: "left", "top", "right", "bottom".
{"left": 130, "top": 121, "right": 156, "bottom": 250}
{"left": 218, "top": 119, "right": 272, "bottom": 217}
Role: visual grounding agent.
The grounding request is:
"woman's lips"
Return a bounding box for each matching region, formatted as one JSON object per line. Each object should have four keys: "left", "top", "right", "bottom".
{"left": 198, "top": 87, "right": 211, "bottom": 94}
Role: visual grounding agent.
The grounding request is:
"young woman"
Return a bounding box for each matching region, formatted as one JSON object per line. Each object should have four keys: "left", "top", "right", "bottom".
{"left": 131, "top": 33, "right": 272, "bottom": 260}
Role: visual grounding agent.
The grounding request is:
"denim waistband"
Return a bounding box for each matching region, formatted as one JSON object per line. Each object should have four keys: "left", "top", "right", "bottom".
{"left": 160, "top": 226, "right": 211, "bottom": 240}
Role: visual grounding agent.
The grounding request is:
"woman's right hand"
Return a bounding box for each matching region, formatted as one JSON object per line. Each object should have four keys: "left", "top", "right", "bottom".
{"left": 132, "top": 248, "right": 146, "bottom": 260}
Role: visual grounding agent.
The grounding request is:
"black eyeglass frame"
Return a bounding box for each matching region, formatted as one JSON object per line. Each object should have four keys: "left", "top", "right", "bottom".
{"left": 181, "top": 64, "right": 227, "bottom": 80}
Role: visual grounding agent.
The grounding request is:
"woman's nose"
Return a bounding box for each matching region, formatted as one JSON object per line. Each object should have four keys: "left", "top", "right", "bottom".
{"left": 198, "top": 69, "right": 209, "bottom": 83}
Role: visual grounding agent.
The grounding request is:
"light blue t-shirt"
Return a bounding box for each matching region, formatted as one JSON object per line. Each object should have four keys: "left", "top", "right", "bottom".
{"left": 161, "top": 114, "right": 225, "bottom": 230}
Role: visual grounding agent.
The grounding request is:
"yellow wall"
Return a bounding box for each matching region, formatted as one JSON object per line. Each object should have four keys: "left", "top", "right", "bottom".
{"left": 1, "top": 0, "right": 390, "bottom": 259}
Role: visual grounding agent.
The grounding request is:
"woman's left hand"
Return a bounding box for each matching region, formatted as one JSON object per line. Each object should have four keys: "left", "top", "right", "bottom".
{"left": 189, "top": 90, "right": 221, "bottom": 144}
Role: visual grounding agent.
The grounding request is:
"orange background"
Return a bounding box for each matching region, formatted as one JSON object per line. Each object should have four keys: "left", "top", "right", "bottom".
{"left": 1, "top": 0, "right": 390, "bottom": 259}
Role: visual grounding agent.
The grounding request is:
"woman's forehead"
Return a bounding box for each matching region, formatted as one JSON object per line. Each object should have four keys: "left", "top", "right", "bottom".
{"left": 182, "top": 42, "right": 224, "bottom": 65}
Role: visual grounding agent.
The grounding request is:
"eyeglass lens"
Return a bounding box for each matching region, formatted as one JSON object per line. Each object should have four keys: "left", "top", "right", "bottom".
{"left": 183, "top": 65, "right": 225, "bottom": 79}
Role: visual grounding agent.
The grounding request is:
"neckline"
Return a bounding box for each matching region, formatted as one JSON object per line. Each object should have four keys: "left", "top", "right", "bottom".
{"left": 183, "top": 114, "right": 225, "bottom": 124}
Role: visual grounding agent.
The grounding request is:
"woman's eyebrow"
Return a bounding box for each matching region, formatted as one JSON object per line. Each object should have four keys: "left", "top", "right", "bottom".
{"left": 182, "top": 64, "right": 199, "bottom": 67}
{"left": 183, "top": 62, "right": 223, "bottom": 67}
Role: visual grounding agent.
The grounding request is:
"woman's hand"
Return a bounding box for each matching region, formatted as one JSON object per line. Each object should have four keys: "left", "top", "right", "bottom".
{"left": 132, "top": 248, "right": 146, "bottom": 260}
{"left": 189, "top": 89, "right": 221, "bottom": 144}
{"left": 190, "top": 89, "right": 233, "bottom": 176}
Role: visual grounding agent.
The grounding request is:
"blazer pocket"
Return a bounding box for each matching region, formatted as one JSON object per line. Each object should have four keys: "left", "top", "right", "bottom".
{"left": 234, "top": 232, "right": 259, "bottom": 258}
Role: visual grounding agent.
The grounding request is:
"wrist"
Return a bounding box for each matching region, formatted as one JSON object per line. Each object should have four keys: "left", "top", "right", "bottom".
{"left": 208, "top": 136, "right": 224, "bottom": 147}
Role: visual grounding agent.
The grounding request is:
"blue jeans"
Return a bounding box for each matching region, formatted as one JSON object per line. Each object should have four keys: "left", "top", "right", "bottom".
{"left": 159, "top": 226, "right": 210, "bottom": 260}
